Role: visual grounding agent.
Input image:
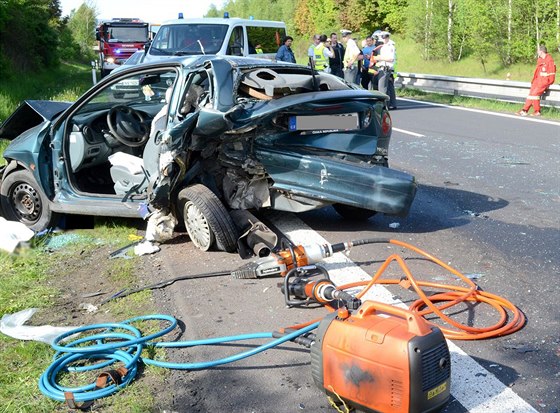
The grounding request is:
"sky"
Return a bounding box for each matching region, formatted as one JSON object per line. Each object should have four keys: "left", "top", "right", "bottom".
{"left": 59, "top": 0, "right": 225, "bottom": 23}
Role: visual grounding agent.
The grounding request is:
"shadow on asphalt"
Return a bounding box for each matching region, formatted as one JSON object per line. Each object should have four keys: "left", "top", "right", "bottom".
{"left": 295, "top": 183, "right": 510, "bottom": 234}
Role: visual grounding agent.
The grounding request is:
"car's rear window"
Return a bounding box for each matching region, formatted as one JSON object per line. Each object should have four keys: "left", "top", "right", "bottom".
{"left": 150, "top": 24, "right": 228, "bottom": 56}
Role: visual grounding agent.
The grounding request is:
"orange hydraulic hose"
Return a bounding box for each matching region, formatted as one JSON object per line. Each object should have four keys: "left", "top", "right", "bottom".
{"left": 335, "top": 239, "right": 525, "bottom": 340}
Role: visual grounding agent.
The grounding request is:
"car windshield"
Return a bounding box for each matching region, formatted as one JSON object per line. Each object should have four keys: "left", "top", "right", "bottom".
{"left": 150, "top": 23, "right": 228, "bottom": 55}
{"left": 106, "top": 26, "right": 148, "bottom": 43}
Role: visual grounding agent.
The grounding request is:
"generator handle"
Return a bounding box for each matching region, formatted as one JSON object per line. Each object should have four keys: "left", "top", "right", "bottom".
{"left": 356, "top": 301, "right": 432, "bottom": 336}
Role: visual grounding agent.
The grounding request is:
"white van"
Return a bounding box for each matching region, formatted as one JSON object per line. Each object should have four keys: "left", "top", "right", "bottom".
{"left": 144, "top": 17, "right": 287, "bottom": 62}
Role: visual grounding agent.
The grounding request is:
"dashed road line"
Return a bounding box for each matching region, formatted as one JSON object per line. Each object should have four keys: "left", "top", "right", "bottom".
{"left": 393, "top": 127, "right": 425, "bottom": 137}
{"left": 266, "top": 211, "right": 538, "bottom": 413}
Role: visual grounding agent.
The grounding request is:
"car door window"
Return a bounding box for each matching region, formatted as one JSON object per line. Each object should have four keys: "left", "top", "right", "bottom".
{"left": 227, "top": 26, "right": 244, "bottom": 56}
{"left": 64, "top": 68, "right": 178, "bottom": 191}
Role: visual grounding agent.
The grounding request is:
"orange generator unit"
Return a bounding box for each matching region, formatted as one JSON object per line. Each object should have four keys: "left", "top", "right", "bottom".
{"left": 311, "top": 301, "right": 451, "bottom": 413}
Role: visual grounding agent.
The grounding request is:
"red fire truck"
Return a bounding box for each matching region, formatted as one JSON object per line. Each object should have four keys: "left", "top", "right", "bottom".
{"left": 95, "top": 18, "right": 149, "bottom": 77}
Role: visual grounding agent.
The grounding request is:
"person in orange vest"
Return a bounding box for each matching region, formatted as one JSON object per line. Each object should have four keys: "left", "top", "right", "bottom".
{"left": 516, "top": 45, "right": 556, "bottom": 117}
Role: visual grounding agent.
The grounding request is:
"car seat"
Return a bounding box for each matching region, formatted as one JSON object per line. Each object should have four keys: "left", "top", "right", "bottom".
{"left": 108, "top": 88, "right": 172, "bottom": 198}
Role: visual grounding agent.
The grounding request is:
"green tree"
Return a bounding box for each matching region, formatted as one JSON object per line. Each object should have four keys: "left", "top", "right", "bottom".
{"left": 67, "top": 1, "right": 97, "bottom": 61}
{"left": 0, "top": 0, "right": 63, "bottom": 74}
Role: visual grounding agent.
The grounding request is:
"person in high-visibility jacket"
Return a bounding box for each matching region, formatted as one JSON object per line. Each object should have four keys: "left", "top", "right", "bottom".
{"left": 516, "top": 45, "right": 556, "bottom": 117}
{"left": 313, "top": 35, "right": 334, "bottom": 72}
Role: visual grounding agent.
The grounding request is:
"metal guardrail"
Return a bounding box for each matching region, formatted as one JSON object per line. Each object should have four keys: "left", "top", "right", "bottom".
{"left": 395, "top": 72, "right": 560, "bottom": 107}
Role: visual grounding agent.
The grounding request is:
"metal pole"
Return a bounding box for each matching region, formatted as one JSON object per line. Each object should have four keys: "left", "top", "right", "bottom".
{"left": 91, "top": 61, "right": 97, "bottom": 85}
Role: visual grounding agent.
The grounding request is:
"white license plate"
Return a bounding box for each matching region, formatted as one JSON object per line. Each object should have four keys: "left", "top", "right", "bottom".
{"left": 117, "top": 79, "right": 140, "bottom": 87}
{"left": 289, "top": 114, "right": 359, "bottom": 132}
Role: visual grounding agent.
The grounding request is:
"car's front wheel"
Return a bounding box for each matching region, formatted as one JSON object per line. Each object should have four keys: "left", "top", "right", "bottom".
{"left": 177, "top": 184, "right": 238, "bottom": 252}
{"left": 0, "top": 169, "right": 60, "bottom": 231}
{"left": 333, "top": 204, "right": 377, "bottom": 221}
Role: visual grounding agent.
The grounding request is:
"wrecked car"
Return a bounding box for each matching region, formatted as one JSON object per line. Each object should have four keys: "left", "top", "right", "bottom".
{"left": 0, "top": 56, "right": 416, "bottom": 252}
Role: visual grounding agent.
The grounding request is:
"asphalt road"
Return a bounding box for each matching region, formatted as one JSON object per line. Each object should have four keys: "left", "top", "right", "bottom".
{"left": 148, "top": 99, "right": 559, "bottom": 413}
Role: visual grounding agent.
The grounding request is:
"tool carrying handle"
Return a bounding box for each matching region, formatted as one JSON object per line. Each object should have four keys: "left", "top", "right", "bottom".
{"left": 356, "top": 301, "right": 432, "bottom": 336}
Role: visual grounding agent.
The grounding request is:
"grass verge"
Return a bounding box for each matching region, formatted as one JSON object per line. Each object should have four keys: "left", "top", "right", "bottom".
{"left": 0, "top": 62, "right": 93, "bottom": 121}
{"left": 0, "top": 219, "right": 167, "bottom": 412}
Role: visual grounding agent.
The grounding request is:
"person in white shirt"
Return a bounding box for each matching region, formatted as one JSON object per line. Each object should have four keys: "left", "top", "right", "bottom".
{"left": 374, "top": 32, "right": 397, "bottom": 109}
{"left": 341, "top": 29, "right": 361, "bottom": 84}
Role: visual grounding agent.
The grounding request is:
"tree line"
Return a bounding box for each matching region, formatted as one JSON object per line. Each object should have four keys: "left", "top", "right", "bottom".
{"left": 208, "top": 0, "right": 559, "bottom": 64}
{"left": 0, "top": 0, "right": 558, "bottom": 77}
{"left": 0, "top": 0, "right": 96, "bottom": 76}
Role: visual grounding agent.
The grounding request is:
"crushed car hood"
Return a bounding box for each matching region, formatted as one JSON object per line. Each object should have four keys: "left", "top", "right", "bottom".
{"left": 0, "top": 100, "right": 71, "bottom": 140}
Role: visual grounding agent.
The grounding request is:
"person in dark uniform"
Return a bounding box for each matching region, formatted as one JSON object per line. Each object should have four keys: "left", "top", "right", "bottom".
{"left": 328, "top": 32, "right": 345, "bottom": 78}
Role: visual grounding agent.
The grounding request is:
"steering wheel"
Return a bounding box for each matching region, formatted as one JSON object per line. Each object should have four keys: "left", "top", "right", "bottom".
{"left": 107, "top": 105, "right": 150, "bottom": 147}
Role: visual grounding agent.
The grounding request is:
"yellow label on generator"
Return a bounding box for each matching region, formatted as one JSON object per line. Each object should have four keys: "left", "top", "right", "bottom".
{"left": 427, "top": 382, "right": 448, "bottom": 400}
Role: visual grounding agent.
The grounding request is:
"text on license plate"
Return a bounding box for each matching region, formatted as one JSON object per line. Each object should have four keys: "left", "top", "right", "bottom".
{"left": 289, "top": 114, "right": 359, "bottom": 131}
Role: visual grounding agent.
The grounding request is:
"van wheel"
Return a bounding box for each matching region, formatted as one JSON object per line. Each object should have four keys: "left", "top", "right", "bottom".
{"left": 177, "top": 184, "right": 238, "bottom": 252}
{"left": 333, "top": 204, "right": 377, "bottom": 221}
{"left": 0, "top": 169, "right": 60, "bottom": 231}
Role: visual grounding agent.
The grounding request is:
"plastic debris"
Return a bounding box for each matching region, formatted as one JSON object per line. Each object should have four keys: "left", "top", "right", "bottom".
{"left": 78, "top": 303, "right": 98, "bottom": 313}
{"left": 0, "top": 217, "right": 34, "bottom": 253}
{"left": 145, "top": 210, "right": 177, "bottom": 243}
{"left": 0, "top": 308, "right": 79, "bottom": 344}
{"left": 503, "top": 344, "right": 539, "bottom": 353}
{"left": 128, "top": 233, "right": 144, "bottom": 241}
{"left": 80, "top": 291, "right": 106, "bottom": 298}
{"left": 389, "top": 222, "right": 401, "bottom": 229}
{"left": 465, "top": 273, "right": 485, "bottom": 279}
{"left": 137, "top": 202, "right": 150, "bottom": 219}
{"left": 134, "top": 240, "right": 161, "bottom": 256}
{"left": 109, "top": 241, "right": 140, "bottom": 259}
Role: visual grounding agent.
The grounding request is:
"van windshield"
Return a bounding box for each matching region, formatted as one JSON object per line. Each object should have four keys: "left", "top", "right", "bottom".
{"left": 150, "top": 24, "right": 228, "bottom": 55}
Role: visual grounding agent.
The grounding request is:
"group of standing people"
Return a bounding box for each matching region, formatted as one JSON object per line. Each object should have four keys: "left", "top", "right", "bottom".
{"left": 275, "top": 29, "right": 398, "bottom": 110}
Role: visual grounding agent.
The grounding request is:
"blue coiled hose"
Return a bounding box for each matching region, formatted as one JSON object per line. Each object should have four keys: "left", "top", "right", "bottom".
{"left": 39, "top": 314, "right": 319, "bottom": 405}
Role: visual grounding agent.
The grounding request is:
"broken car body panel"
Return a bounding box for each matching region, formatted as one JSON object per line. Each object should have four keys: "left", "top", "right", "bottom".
{"left": 0, "top": 56, "right": 416, "bottom": 234}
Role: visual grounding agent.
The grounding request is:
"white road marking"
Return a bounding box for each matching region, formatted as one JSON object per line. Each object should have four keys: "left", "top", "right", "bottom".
{"left": 267, "top": 211, "right": 538, "bottom": 413}
{"left": 399, "top": 97, "right": 560, "bottom": 126}
{"left": 393, "top": 127, "right": 425, "bottom": 137}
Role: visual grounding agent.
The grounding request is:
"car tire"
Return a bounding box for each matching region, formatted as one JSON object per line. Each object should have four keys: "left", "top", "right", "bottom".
{"left": 0, "top": 169, "right": 60, "bottom": 231}
{"left": 177, "top": 184, "right": 238, "bottom": 252}
{"left": 333, "top": 204, "right": 377, "bottom": 221}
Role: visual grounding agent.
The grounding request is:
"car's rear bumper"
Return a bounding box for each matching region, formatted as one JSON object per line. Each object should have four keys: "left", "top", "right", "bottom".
{"left": 255, "top": 148, "right": 417, "bottom": 216}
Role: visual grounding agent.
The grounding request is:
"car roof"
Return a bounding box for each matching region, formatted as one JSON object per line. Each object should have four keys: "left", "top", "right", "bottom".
{"left": 160, "top": 17, "right": 285, "bottom": 27}
{"left": 106, "top": 55, "right": 306, "bottom": 78}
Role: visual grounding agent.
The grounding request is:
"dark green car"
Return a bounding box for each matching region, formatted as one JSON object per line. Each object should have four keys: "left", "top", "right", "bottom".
{"left": 0, "top": 56, "right": 416, "bottom": 251}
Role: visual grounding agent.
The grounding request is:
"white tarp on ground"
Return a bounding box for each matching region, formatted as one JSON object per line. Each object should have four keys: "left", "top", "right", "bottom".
{"left": 0, "top": 308, "right": 78, "bottom": 345}
{"left": 0, "top": 217, "right": 35, "bottom": 253}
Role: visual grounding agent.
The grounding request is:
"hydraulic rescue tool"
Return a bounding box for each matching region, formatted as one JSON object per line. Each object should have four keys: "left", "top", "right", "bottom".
{"left": 44, "top": 237, "right": 528, "bottom": 412}
{"left": 280, "top": 264, "right": 452, "bottom": 413}
{"left": 231, "top": 239, "right": 373, "bottom": 279}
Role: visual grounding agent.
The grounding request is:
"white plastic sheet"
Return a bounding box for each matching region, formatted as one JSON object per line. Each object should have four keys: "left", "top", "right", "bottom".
{"left": 0, "top": 217, "right": 34, "bottom": 253}
{"left": 0, "top": 308, "right": 78, "bottom": 344}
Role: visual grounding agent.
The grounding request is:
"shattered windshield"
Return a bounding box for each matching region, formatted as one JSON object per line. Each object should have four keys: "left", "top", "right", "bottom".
{"left": 150, "top": 23, "right": 228, "bottom": 56}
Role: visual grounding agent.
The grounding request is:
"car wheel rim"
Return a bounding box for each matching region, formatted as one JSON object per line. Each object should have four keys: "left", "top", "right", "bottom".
{"left": 184, "top": 201, "right": 212, "bottom": 250}
{"left": 11, "top": 182, "right": 41, "bottom": 223}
